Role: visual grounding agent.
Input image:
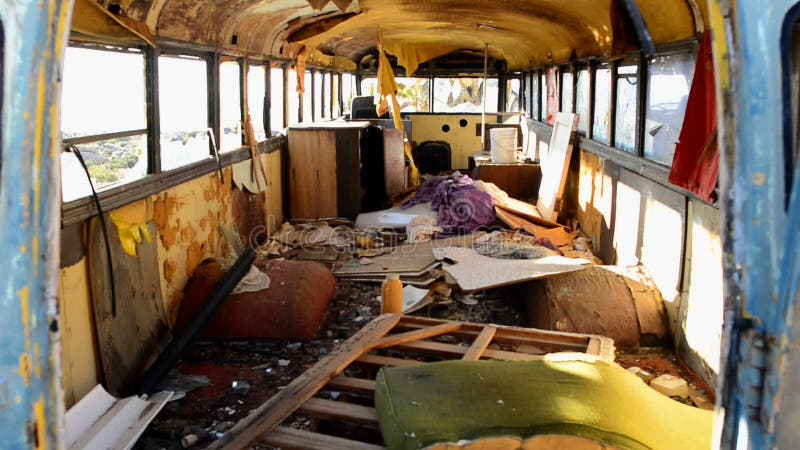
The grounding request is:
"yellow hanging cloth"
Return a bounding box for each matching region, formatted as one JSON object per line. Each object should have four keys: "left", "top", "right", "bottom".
{"left": 375, "top": 36, "right": 420, "bottom": 188}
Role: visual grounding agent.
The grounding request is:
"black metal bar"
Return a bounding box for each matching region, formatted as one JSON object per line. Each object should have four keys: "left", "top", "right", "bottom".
{"left": 136, "top": 246, "right": 257, "bottom": 396}
{"left": 588, "top": 62, "right": 596, "bottom": 139}
{"left": 636, "top": 51, "right": 648, "bottom": 157}
{"left": 70, "top": 146, "right": 117, "bottom": 317}
{"left": 619, "top": 0, "right": 656, "bottom": 57}
{"left": 62, "top": 128, "right": 148, "bottom": 147}
{"left": 609, "top": 60, "right": 619, "bottom": 148}
{"left": 208, "top": 51, "right": 221, "bottom": 157}
{"left": 146, "top": 46, "right": 161, "bottom": 174}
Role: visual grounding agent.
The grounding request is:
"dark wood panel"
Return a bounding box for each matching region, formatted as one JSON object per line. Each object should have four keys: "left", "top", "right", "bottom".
{"left": 87, "top": 217, "right": 170, "bottom": 396}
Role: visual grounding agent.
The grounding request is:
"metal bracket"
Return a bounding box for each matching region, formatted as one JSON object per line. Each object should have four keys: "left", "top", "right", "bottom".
{"left": 737, "top": 325, "right": 768, "bottom": 421}
{"left": 0, "top": 378, "right": 9, "bottom": 411}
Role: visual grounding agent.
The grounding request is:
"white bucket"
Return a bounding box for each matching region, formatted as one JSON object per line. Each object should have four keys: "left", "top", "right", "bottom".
{"left": 490, "top": 128, "right": 518, "bottom": 163}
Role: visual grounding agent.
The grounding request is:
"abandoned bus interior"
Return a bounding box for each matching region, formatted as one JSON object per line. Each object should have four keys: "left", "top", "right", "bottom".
{"left": 5, "top": 0, "right": 800, "bottom": 448}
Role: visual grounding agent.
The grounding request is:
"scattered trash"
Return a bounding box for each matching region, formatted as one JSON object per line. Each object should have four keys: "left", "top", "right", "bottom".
{"left": 455, "top": 293, "right": 479, "bottom": 305}
{"left": 278, "top": 359, "right": 291, "bottom": 367}
{"left": 286, "top": 342, "right": 302, "bottom": 351}
{"left": 650, "top": 374, "right": 689, "bottom": 399}
{"left": 231, "top": 381, "right": 251, "bottom": 394}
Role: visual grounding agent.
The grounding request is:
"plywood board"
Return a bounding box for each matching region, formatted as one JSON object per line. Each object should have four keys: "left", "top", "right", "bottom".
{"left": 288, "top": 129, "right": 338, "bottom": 218}
{"left": 475, "top": 180, "right": 561, "bottom": 228}
{"left": 442, "top": 246, "right": 588, "bottom": 292}
{"left": 333, "top": 243, "right": 437, "bottom": 275}
{"left": 494, "top": 207, "right": 575, "bottom": 246}
{"left": 216, "top": 315, "right": 614, "bottom": 449}
{"left": 87, "top": 217, "right": 171, "bottom": 396}
{"left": 538, "top": 112, "right": 578, "bottom": 221}
{"left": 383, "top": 128, "right": 407, "bottom": 198}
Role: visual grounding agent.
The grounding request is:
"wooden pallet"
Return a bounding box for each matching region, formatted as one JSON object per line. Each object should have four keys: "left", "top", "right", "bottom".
{"left": 209, "top": 314, "right": 615, "bottom": 450}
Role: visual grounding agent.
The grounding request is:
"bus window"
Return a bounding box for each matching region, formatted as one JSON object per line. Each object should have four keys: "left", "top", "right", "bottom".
{"left": 644, "top": 51, "right": 695, "bottom": 165}
{"left": 396, "top": 77, "right": 429, "bottom": 112}
{"left": 561, "top": 71, "right": 574, "bottom": 113}
{"left": 331, "top": 74, "right": 340, "bottom": 117}
{"left": 615, "top": 63, "right": 639, "bottom": 153}
{"left": 270, "top": 66, "right": 285, "bottom": 133}
{"left": 302, "top": 70, "right": 312, "bottom": 123}
{"left": 323, "top": 72, "right": 332, "bottom": 118}
{"left": 288, "top": 67, "right": 299, "bottom": 126}
{"left": 576, "top": 68, "right": 590, "bottom": 135}
{"left": 219, "top": 60, "right": 242, "bottom": 152}
{"left": 247, "top": 64, "right": 266, "bottom": 141}
{"left": 342, "top": 73, "right": 356, "bottom": 114}
{"left": 61, "top": 46, "right": 147, "bottom": 201}
{"left": 540, "top": 71, "right": 547, "bottom": 121}
{"left": 313, "top": 71, "right": 323, "bottom": 121}
{"left": 158, "top": 54, "right": 210, "bottom": 171}
{"left": 433, "top": 77, "right": 498, "bottom": 113}
{"left": 530, "top": 71, "right": 539, "bottom": 121}
{"left": 593, "top": 65, "right": 612, "bottom": 144}
{"left": 506, "top": 77, "right": 521, "bottom": 112}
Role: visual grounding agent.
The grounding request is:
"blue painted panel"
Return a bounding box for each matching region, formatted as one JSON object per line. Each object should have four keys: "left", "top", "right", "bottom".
{"left": 0, "top": 0, "right": 73, "bottom": 448}
{"left": 721, "top": 0, "right": 800, "bottom": 448}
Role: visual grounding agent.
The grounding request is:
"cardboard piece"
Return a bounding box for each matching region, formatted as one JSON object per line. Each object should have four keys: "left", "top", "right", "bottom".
{"left": 441, "top": 247, "right": 588, "bottom": 292}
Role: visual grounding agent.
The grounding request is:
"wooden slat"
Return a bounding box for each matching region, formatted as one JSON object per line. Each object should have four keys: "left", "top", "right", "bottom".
{"left": 462, "top": 326, "right": 497, "bottom": 360}
{"left": 373, "top": 322, "right": 462, "bottom": 349}
{"left": 356, "top": 354, "right": 421, "bottom": 368}
{"left": 390, "top": 340, "right": 543, "bottom": 361}
{"left": 260, "top": 426, "right": 385, "bottom": 450}
{"left": 396, "top": 316, "right": 590, "bottom": 350}
{"left": 327, "top": 375, "right": 376, "bottom": 394}
{"left": 208, "top": 314, "right": 401, "bottom": 449}
{"left": 298, "top": 398, "right": 379, "bottom": 426}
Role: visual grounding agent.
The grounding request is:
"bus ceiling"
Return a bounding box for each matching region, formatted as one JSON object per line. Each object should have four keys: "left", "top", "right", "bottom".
{"left": 69, "top": 0, "right": 706, "bottom": 74}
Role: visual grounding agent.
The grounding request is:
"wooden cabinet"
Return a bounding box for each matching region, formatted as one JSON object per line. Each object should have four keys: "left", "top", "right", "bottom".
{"left": 288, "top": 121, "right": 407, "bottom": 219}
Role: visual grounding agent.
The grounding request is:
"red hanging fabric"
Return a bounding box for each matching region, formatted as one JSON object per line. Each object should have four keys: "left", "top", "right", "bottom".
{"left": 668, "top": 32, "right": 719, "bottom": 202}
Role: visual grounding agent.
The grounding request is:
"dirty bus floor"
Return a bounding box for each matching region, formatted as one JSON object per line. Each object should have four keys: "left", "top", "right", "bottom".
{"left": 132, "top": 279, "right": 712, "bottom": 450}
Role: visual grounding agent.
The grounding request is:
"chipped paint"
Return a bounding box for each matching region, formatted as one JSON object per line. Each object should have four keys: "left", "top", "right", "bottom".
{"left": 19, "top": 287, "right": 30, "bottom": 349}
{"left": 17, "top": 355, "right": 32, "bottom": 386}
{"left": 32, "top": 394, "right": 46, "bottom": 450}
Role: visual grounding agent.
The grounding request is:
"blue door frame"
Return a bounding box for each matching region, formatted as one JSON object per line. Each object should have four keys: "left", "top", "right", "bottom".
{"left": 0, "top": 0, "right": 73, "bottom": 448}
{"left": 712, "top": 0, "right": 800, "bottom": 447}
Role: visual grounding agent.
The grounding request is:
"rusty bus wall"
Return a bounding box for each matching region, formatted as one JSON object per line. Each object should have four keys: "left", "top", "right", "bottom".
{"left": 58, "top": 151, "right": 283, "bottom": 406}
{"left": 527, "top": 118, "right": 723, "bottom": 390}
{"left": 73, "top": 0, "right": 701, "bottom": 74}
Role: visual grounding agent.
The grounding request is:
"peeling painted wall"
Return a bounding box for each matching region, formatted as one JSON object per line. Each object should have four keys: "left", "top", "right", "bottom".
{"left": 571, "top": 147, "right": 722, "bottom": 387}
{"left": 57, "top": 151, "right": 283, "bottom": 403}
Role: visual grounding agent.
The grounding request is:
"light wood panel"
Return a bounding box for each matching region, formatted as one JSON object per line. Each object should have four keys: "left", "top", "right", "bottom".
{"left": 288, "top": 129, "right": 338, "bottom": 218}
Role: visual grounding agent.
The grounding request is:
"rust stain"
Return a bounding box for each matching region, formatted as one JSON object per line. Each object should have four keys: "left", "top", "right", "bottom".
{"left": 163, "top": 260, "right": 176, "bottom": 283}
{"left": 185, "top": 242, "right": 206, "bottom": 276}
{"left": 180, "top": 225, "right": 198, "bottom": 243}
{"left": 19, "top": 287, "right": 30, "bottom": 350}
{"left": 18, "top": 354, "right": 32, "bottom": 386}
{"left": 33, "top": 344, "right": 42, "bottom": 380}
{"left": 153, "top": 193, "right": 179, "bottom": 250}
{"left": 32, "top": 393, "right": 46, "bottom": 450}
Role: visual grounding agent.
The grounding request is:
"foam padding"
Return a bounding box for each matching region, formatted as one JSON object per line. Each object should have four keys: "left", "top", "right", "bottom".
{"left": 374, "top": 360, "right": 713, "bottom": 450}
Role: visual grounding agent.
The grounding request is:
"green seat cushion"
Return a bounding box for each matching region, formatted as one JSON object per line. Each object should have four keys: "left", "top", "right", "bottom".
{"left": 374, "top": 359, "right": 713, "bottom": 450}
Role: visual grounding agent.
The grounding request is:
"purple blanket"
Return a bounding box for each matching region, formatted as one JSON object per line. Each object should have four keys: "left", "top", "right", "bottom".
{"left": 401, "top": 173, "right": 495, "bottom": 233}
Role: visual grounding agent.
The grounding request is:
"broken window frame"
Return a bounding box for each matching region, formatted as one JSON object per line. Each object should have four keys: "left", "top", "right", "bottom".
{"left": 219, "top": 57, "right": 243, "bottom": 152}
{"left": 60, "top": 42, "right": 150, "bottom": 202}
{"left": 60, "top": 40, "right": 286, "bottom": 226}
